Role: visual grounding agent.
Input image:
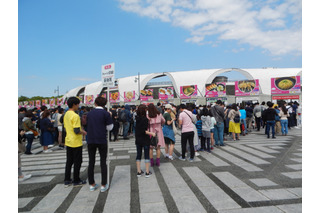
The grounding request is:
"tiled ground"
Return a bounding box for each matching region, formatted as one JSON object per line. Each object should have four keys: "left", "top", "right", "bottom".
{"left": 18, "top": 127, "right": 302, "bottom": 213}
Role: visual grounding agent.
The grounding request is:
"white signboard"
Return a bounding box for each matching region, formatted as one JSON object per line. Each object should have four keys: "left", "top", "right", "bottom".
{"left": 101, "top": 63, "right": 115, "bottom": 87}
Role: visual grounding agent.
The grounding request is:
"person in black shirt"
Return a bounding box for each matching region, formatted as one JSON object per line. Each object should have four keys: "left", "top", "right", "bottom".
{"left": 110, "top": 106, "right": 119, "bottom": 141}
{"left": 263, "top": 102, "right": 278, "bottom": 139}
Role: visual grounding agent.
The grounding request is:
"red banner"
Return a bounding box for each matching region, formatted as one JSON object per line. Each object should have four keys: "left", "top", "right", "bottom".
{"left": 272, "top": 95, "right": 300, "bottom": 100}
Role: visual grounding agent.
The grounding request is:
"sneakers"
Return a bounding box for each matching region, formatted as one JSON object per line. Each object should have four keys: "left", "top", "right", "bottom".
{"left": 195, "top": 152, "right": 200, "bottom": 157}
{"left": 178, "top": 156, "right": 186, "bottom": 161}
{"left": 73, "top": 180, "right": 87, "bottom": 187}
{"left": 145, "top": 171, "right": 152, "bottom": 178}
{"left": 18, "top": 174, "right": 32, "bottom": 182}
{"left": 101, "top": 184, "right": 109, "bottom": 192}
{"left": 48, "top": 144, "right": 54, "bottom": 148}
{"left": 168, "top": 156, "right": 174, "bottom": 160}
{"left": 137, "top": 170, "right": 144, "bottom": 177}
{"left": 64, "top": 180, "right": 73, "bottom": 188}
{"left": 189, "top": 158, "right": 194, "bottom": 162}
{"left": 43, "top": 149, "right": 53, "bottom": 153}
{"left": 90, "top": 184, "right": 99, "bottom": 191}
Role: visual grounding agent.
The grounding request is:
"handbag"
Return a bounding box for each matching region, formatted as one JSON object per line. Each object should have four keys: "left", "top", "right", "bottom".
{"left": 24, "top": 123, "right": 39, "bottom": 136}
{"left": 150, "top": 133, "right": 158, "bottom": 147}
{"left": 172, "top": 120, "right": 178, "bottom": 135}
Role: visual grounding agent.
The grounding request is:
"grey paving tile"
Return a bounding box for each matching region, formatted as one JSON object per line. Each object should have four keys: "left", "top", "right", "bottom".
{"left": 222, "top": 146, "right": 270, "bottom": 165}
{"left": 276, "top": 203, "right": 302, "bottom": 213}
{"left": 200, "top": 152, "right": 230, "bottom": 167}
{"left": 258, "top": 189, "right": 299, "bottom": 200}
{"left": 249, "top": 178, "right": 278, "bottom": 187}
{"left": 281, "top": 171, "right": 302, "bottom": 179}
{"left": 19, "top": 176, "right": 55, "bottom": 184}
{"left": 18, "top": 197, "right": 34, "bottom": 208}
{"left": 285, "top": 164, "right": 302, "bottom": 170}
{"left": 218, "top": 206, "right": 284, "bottom": 213}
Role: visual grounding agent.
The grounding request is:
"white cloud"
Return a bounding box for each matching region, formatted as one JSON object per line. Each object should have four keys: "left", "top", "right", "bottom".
{"left": 118, "top": 0, "right": 301, "bottom": 55}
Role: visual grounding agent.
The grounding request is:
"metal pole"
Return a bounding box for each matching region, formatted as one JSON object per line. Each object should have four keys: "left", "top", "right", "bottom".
{"left": 107, "top": 86, "right": 110, "bottom": 188}
{"left": 138, "top": 72, "right": 141, "bottom": 104}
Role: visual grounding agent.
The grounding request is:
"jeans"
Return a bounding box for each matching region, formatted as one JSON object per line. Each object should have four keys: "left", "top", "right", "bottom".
{"left": 255, "top": 117, "right": 261, "bottom": 131}
{"left": 123, "top": 122, "right": 130, "bottom": 138}
{"left": 87, "top": 144, "right": 108, "bottom": 186}
{"left": 64, "top": 146, "right": 83, "bottom": 182}
{"left": 266, "top": 121, "right": 276, "bottom": 138}
{"left": 181, "top": 131, "right": 195, "bottom": 159}
{"left": 280, "top": 120, "right": 288, "bottom": 134}
{"left": 136, "top": 145, "right": 150, "bottom": 163}
{"left": 25, "top": 133, "right": 34, "bottom": 153}
{"left": 214, "top": 122, "right": 224, "bottom": 146}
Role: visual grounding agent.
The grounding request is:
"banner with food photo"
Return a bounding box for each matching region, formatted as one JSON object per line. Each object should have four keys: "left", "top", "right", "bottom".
{"left": 124, "top": 91, "right": 135, "bottom": 102}
{"left": 140, "top": 89, "right": 153, "bottom": 101}
{"left": 42, "top": 99, "right": 48, "bottom": 105}
{"left": 78, "top": 95, "right": 84, "bottom": 104}
{"left": 57, "top": 98, "right": 63, "bottom": 106}
{"left": 205, "top": 82, "right": 226, "bottom": 98}
{"left": 109, "top": 91, "right": 120, "bottom": 103}
{"left": 85, "top": 95, "right": 94, "bottom": 105}
{"left": 24, "top": 101, "right": 29, "bottom": 107}
{"left": 49, "top": 98, "right": 56, "bottom": 106}
{"left": 29, "top": 101, "right": 34, "bottom": 107}
{"left": 271, "top": 76, "right": 301, "bottom": 94}
{"left": 35, "top": 100, "right": 41, "bottom": 107}
{"left": 180, "top": 85, "right": 197, "bottom": 99}
{"left": 235, "top": 80, "right": 259, "bottom": 96}
{"left": 159, "top": 87, "right": 174, "bottom": 100}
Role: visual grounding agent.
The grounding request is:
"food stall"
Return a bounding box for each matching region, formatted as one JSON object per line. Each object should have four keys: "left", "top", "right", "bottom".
{"left": 271, "top": 76, "right": 301, "bottom": 104}
{"left": 234, "top": 79, "right": 260, "bottom": 106}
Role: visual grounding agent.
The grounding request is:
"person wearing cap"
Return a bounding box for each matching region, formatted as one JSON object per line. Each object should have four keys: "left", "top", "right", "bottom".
{"left": 162, "top": 104, "right": 176, "bottom": 160}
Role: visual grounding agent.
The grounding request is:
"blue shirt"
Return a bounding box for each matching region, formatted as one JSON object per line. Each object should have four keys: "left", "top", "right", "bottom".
{"left": 239, "top": 109, "right": 246, "bottom": 119}
{"left": 195, "top": 120, "right": 202, "bottom": 136}
{"left": 87, "top": 108, "right": 113, "bottom": 144}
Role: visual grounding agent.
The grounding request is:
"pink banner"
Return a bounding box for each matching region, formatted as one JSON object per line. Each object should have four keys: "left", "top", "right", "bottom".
{"left": 109, "top": 92, "right": 120, "bottom": 103}
{"left": 57, "top": 98, "right": 63, "bottom": 106}
{"left": 159, "top": 87, "right": 174, "bottom": 100}
{"left": 29, "top": 101, "right": 34, "bottom": 107}
{"left": 42, "top": 99, "right": 48, "bottom": 106}
{"left": 49, "top": 99, "right": 56, "bottom": 106}
{"left": 205, "top": 82, "right": 226, "bottom": 98}
{"left": 85, "top": 95, "right": 94, "bottom": 105}
{"left": 235, "top": 80, "right": 259, "bottom": 96}
{"left": 271, "top": 76, "right": 301, "bottom": 94}
{"left": 180, "top": 85, "right": 197, "bottom": 99}
{"left": 36, "top": 100, "right": 41, "bottom": 107}
{"left": 124, "top": 91, "right": 135, "bottom": 102}
{"left": 140, "top": 89, "right": 153, "bottom": 101}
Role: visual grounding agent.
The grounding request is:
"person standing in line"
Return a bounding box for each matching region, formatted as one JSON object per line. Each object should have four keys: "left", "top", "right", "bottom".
{"left": 156, "top": 102, "right": 163, "bottom": 114}
{"left": 57, "top": 108, "right": 65, "bottom": 149}
{"left": 110, "top": 106, "right": 119, "bottom": 141}
{"left": 210, "top": 100, "right": 225, "bottom": 146}
{"left": 63, "top": 97, "right": 87, "bottom": 187}
{"left": 274, "top": 105, "right": 281, "bottom": 135}
{"left": 178, "top": 104, "right": 196, "bottom": 162}
{"left": 263, "top": 102, "right": 278, "bottom": 139}
{"left": 279, "top": 105, "right": 290, "bottom": 136}
{"left": 162, "top": 104, "right": 176, "bottom": 160}
{"left": 135, "top": 104, "right": 156, "bottom": 178}
{"left": 147, "top": 104, "right": 165, "bottom": 167}
{"left": 296, "top": 103, "right": 302, "bottom": 127}
{"left": 18, "top": 107, "right": 26, "bottom": 132}
{"left": 201, "top": 108, "right": 212, "bottom": 153}
{"left": 196, "top": 115, "right": 205, "bottom": 151}
{"left": 245, "top": 103, "right": 254, "bottom": 132}
{"left": 228, "top": 103, "right": 241, "bottom": 141}
{"left": 209, "top": 111, "right": 216, "bottom": 148}
{"left": 40, "top": 110, "right": 54, "bottom": 153}
{"left": 118, "top": 106, "right": 124, "bottom": 137}
{"left": 18, "top": 130, "right": 32, "bottom": 182}
{"left": 122, "top": 105, "right": 132, "bottom": 140}
{"left": 86, "top": 97, "right": 113, "bottom": 192}
{"left": 239, "top": 106, "right": 247, "bottom": 136}
{"left": 22, "top": 110, "right": 38, "bottom": 155}
{"left": 253, "top": 102, "right": 262, "bottom": 131}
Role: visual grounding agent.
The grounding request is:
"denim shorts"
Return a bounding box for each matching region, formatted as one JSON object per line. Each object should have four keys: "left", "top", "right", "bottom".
{"left": 210, "top": 128, "right": 214, "bottom": 133}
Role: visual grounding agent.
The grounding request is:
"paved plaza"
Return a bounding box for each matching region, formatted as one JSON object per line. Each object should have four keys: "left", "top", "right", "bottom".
{"left": 18, "top": 128, "right": 302, "bottom": 213}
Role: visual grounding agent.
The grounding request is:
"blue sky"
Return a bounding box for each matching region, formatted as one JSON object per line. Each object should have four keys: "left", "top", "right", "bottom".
{"left": 18, "top": 0, "right": 302, "bottom": 97}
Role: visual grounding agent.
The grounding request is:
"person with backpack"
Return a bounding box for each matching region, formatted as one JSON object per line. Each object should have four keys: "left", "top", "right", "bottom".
{"left": 274, "top": 105, "right": 281, "bottom": 135}
{"left": 228, "top": 103, "right": 241, "bottom": 141}
{"left": 200, "top": 108, "right": 212, "bottom": 153}
{"left": 120, "top": 105, "right": 132, "bottom": 140}
{"left": 239, "top": 106, "right": 247, "bottom": 136}
{"left": 263, "top": 101, "right": 278, "bottom": 139}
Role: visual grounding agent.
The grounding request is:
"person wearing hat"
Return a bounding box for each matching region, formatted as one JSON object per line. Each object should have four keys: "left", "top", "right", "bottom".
{"left": 162, "top": 104, "right": 176, "bottom": 160}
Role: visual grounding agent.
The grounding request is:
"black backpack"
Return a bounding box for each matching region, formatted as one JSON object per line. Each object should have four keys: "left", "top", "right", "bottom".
{"left": 234, "top": 114, "right": 240, "bottom": 123}
{"left": 119, "top": 111, "right": 127, "bottom": 122}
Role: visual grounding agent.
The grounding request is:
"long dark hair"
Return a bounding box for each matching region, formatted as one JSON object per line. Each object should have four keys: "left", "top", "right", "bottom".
{"left": 147, "top": 103, "right": 160, "bottom": 118}
{"left": 231, "top": 103, "right": 238, "bottom": 111}
{"left": 137, "top": 104, "right": 147, "bottom": 117}
{"left": 281, "top": 106, "right": 288, "bottom": 115}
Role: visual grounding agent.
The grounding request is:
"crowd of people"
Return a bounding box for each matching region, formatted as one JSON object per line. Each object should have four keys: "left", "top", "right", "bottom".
{"left": 18, "top": 96, "right": 301, "bottom": 190}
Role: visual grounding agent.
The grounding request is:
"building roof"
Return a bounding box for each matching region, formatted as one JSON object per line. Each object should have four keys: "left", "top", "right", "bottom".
{"left": 63, "top": 68, "right": 302, "bottom": 101}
